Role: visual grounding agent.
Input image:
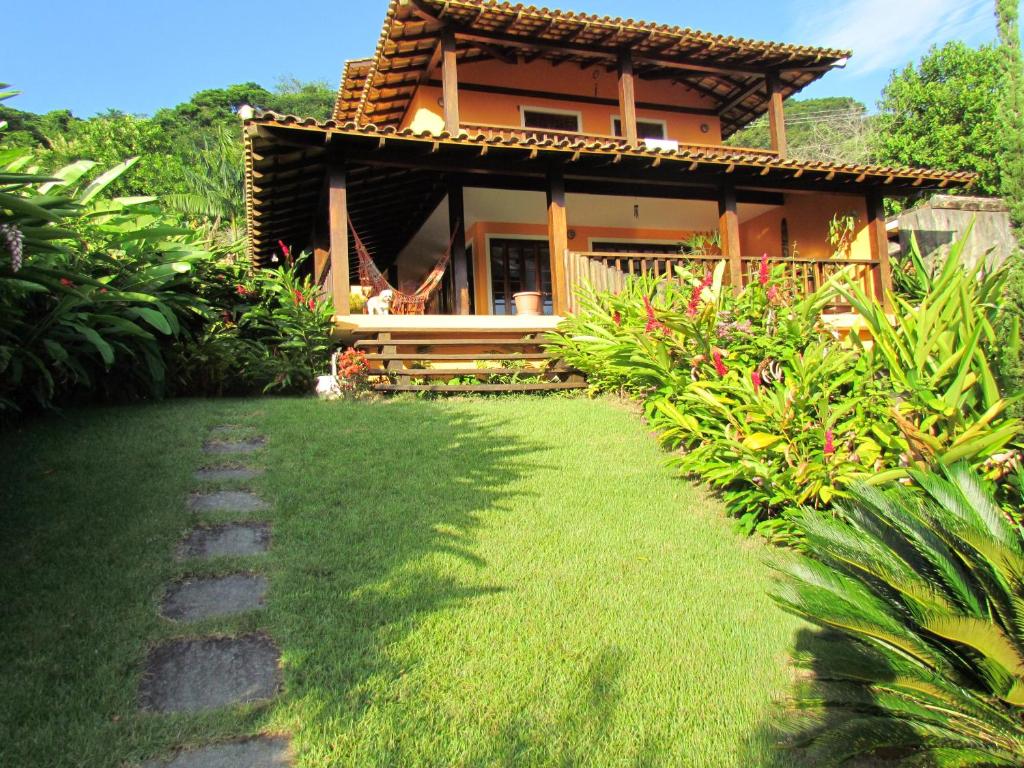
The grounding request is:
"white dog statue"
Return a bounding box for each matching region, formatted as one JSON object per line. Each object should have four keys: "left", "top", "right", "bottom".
{"left": 366, "top": 289, "right": 395, "bottom": 315}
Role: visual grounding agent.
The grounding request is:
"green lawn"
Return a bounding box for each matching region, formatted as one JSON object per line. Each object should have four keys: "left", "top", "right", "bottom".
{"left": 0, "top": 396, "right": 800, "bottom": 767}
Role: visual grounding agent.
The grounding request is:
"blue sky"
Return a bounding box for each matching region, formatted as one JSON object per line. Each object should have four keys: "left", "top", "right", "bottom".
{"left": 5, "top": 0, "right": 1013, "bottom": 118}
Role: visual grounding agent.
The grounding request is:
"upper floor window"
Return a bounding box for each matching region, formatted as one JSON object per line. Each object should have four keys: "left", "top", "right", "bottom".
{"left": 521, "top": 107, "right": 581, "bottom": 133}
{"left": 612, "top": 117, "right": 667, "bottom": 140}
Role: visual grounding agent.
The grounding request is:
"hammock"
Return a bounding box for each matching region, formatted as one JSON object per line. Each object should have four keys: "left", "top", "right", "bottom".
{"left": 350, "top": 219, "right": 461, "bottom": 315}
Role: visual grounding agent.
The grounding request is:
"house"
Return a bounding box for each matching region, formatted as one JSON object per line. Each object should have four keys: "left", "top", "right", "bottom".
{"left": 243, "top": 0, "right": 975, "bottom": 388}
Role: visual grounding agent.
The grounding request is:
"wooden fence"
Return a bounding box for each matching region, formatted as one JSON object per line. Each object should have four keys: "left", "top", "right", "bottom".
{"left": 562, "top": 250, "right": 880, "bottom": 314}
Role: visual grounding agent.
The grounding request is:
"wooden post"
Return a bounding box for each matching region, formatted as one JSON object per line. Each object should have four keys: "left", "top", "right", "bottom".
{"left": 448, "top": 178, "right": 470, "bottom": 314}
{"left": 766, "top": 74, "right": 788, "bottom": 157}
{"left": 441, "top": 29, "right": 460, "bottom": 135}
{"left": 328, "top": 162, "right": 350, "bottom": 315}
{"left": 546, "top": 165, "right": 569, "bottom": 315}
{"left": 866, "top": 191, "right": 893, "bottom": 311}
{"left": 617, "top": 51, "right": 639, "bottom": 145}
{"left": 718, "top": 185, "right": 743, "bottom": 292}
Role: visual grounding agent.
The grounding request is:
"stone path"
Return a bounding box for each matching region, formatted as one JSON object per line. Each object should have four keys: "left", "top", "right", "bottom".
{"left": 140, "top": 424, "right": 291, "bottom": 767}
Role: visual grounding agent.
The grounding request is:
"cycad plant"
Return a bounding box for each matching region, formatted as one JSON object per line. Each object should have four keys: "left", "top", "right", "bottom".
{"left": 773, "top": 464, "right": 1024, "bottom": 766}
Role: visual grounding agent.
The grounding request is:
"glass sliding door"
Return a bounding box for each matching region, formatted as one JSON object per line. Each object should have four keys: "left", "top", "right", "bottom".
{"left": 489, "top": 238, "right": 553, "bottom": 315}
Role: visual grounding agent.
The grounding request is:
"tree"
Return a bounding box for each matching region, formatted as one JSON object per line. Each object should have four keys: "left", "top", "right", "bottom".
{"left": 997, "top": 0, "right": 1024, "bottom": 226}
{"left": 727, "top": 97, "right": 873, "bottom": 163}
{"left": 266, "top": 77, "right": 336, "bottom": 121}
{"left": 874, "top": 42, "right": 1005, "bottom": 195}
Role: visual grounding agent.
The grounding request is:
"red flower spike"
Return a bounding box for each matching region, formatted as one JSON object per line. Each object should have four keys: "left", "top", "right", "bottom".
{"left": 766, "top": 285, "right": 779, "bottom": 303}
{"left": 643, "top": 296, "right": 670, "bottom": 335}
{"left": 712, "top": 349, "right": 728, "bottom": 377}
{"left": 751, "top": 370, "right": 762, "bottom": 393}
{"left": 60, "top": 277, "right": 74, "bottom": 287}
{"left": 758, "top": 253, "right": 770, "bottom": 286}
{"left": 824, "top": 428, "right": 835, "bottom": 457}
{"left": 612, "top": 311, "right": 622, "bottom": 326}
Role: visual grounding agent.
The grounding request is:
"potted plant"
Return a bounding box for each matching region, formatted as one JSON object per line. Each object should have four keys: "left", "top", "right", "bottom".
{"left": 513, "top": 290, "right": 543, "bottom": 315}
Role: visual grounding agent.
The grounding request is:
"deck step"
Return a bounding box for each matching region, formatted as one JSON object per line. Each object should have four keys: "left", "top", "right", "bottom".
{"left": 372, "top": 382, "right": 586, "bottom": 393}
{"left": 362, "top": 352, "right": 549, "bottom": 361}
{"left": 365, "top": 367, "right": 578, "bottom": 377}
{"left": 355, "top": 337, "right": 547, "bottom": 348}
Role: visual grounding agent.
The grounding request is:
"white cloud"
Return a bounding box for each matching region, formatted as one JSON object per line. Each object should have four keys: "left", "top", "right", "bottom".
{"left": 792, "top": 0, "right": 993, "bottom": 78}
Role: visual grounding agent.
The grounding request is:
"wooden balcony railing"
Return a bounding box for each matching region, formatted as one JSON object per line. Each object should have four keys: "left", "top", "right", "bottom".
{"left": 563, "top": 250, "right": 880, "bottom": 314}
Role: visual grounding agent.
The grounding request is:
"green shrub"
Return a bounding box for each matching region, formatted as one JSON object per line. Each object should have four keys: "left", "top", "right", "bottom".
{"left": 547, "top": 242, "right": 1021, "bottom": 542}
{"left": 772, "top": 465, "right": 1024, "bottom": 766}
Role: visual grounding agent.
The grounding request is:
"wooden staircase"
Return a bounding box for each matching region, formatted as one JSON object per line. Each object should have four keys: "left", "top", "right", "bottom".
{"left": 353, "top": 330, "right": 586, "bottom": 394}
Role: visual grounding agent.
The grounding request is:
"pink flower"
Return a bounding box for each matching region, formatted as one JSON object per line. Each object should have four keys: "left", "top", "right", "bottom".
{"left": 60, "top": 277, "right": 74, "bottom": 287}
{"left": 612, "top": 311, "right": 622, "bottom": 326}
{"left": 712, "top": 348, "right": 728, "bottom": 377}
{"left": 824, "top": 428, "right": 835, "bottom": 457}
{"left": 766, "top": 285, "right": 779, "bottom": 303}
{"left": 751, "top": 370, "right": 762, "bottom": 393}
{"left": 758, "top": 253, "right": 770, "bottom": 286}
{"left": 278, "top": 240, "right": 291, "bottom": 261}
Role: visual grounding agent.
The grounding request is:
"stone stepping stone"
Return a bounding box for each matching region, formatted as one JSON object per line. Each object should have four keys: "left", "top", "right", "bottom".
{"left": 203, "top": 437, "right": 266, "bottom": 455}
{"left": 176, "top": 523, "right": 270, "bottom": 560}
{"left": 189, "top": 491, "right": 269, "bottom": 513}
{"left": 139, "top": 635, "right": 280, "bottom": 713}
{"left": 143, "top": 736, "right": 291, "bottom": 768}
{"left": 194, "top": 467, "right": 263, "bottom": 482}
{"left": 161, "top": 575, "right": 268, "bottom": 621}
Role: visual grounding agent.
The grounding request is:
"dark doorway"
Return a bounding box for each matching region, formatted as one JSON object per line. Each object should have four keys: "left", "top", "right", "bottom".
{"left": 489, "top": 238, "right": 553, "bottom": 315}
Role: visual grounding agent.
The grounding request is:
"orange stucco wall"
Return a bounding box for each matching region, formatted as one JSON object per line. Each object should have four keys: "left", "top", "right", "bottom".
{"left": 401, "top": 57, "right": 723, "bottom": 144}
{"left": 466, "top": 221, "right": 706, "bottom": 313}
{"left": 739, "top": 193, "right": 872, "bottom": 261}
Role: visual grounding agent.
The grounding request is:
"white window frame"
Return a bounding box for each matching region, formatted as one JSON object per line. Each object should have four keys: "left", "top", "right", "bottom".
{"left": 609, "top": 115, "right": 669, "bottom": 140}
{"left": 519, "top": 105, "right": 584, "bottom": 133}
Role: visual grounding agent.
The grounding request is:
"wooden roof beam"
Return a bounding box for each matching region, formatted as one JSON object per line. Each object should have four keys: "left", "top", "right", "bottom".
{"left": 450, "top": 27, "right": 783, "bottom": 78}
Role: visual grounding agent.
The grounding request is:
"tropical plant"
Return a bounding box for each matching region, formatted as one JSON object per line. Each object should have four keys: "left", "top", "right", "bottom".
{"left": 772, "top": 465, "right": 1024, "bottom": 766}
{"left": 164, "top": 125, "right": 246, "bottom": 243}
{"left": 0, "top": 117, "right": 215, "bottom": 413}
{"left": 548, "top": 234, "right": 1021, "bottom": 541}
{"left": 837, "top": 228, "right": 1019, "bottom": 473}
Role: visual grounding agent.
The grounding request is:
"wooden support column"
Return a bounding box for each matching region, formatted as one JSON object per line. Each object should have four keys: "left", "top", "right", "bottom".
{"left": 448, "top": 178, "right": 470, "bottom": 314}
{"left": 866, "top": 191, "right": 893, "bottom": 311}
{"left": 766, "top": 74, "right": 788, "bottom": 157}
{"left": 328, "top": 162, "right": 350, "bottom": 315}
{"left": 546, "top": 165, "right": 569, "bottom": 315}
{"left": 441, "top": 29, "right": 461, "bottom": 135}
{"left": 617, "top": 51, "right": 639, "bottom": 145}
{"left": 717, "top": 185, "right": 743, "bottom": 292}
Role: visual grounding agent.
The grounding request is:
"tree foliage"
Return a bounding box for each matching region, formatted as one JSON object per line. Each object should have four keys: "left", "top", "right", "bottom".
{"left": 997, "top": 0, "right": 1024, "bottom": 226}
{"left": 874, "top": 42, "right": 1005, "bottom": 195}
{"left": 727, "top": 97, "right": 873, "bottom": 164}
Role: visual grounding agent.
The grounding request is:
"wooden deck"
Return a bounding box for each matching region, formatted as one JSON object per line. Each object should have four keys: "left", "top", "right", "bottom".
{"left": 332, "top": 313, "right": 563, "bottom": 340}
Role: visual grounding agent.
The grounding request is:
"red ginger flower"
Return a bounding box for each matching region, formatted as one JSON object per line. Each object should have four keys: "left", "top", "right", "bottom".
{"left": 751, "top": 370, "right": 762, "bottom": 393}
{"left": 824, "top": 428, "right": 835, "bottom": 457}
{"left": 712, "top": 348, "right": 728, "bottom": 377}
{"left": 60, "top": 277, "right": 74, "bottom": 287}
{"left": 612, "top": 310, "right": 622, "bottom": 326}
{"left": 278, "top": 240, "right": 291, "bottom": 262}
{"left": 643, "top": 296, "right": 670, "bottom": 335}
{"left": 293, "top": 288, "right": 304, "bottom": 305}
{"left": 766, "top": 284, "right": 779, "bottom": 303}
{"left": 686, "top": 271, "right": 714, "bottom": 317}
{"left": 758, "top": 253, "right": 770, "bottom": 286}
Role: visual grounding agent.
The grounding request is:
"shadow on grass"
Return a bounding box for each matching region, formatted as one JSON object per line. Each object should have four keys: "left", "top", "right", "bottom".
{"left": 263, "top": 398, "right": 567, "bottom": 755}
{"left": 741, "top": 627, "right": 920, "bottom": 768}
